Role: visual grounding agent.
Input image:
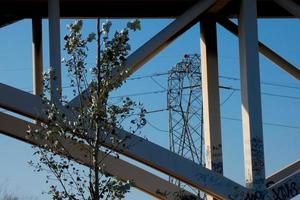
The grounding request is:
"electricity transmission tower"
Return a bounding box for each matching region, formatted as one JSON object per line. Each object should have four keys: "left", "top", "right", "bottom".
{"left": 167, "top": 54, "right": 205, "bottom": 191}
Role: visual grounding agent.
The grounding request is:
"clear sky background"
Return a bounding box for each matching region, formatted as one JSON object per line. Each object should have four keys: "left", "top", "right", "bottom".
{"left": 0, "top": 17, "right": 299, "bottom": 199}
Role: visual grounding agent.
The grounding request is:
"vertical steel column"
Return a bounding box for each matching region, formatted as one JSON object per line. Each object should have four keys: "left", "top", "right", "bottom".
{"left": 48, "top": 0, "right": 61, "bottom": 101}
{"left": 200, "top": 19, "right": 223, "bottom": 183}
{"left": 238, "top": 0, "right": 266, "bottom": 190}
{"left": 32, "top": 18, "right": 43, "bottom": 96}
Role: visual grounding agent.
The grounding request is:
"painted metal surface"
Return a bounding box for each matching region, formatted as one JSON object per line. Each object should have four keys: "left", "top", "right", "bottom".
{"left": 48, "top": 0, "right": 62, "bottom": 101}
{"left": 274, "top": 0, "right": 300, "bottom": 18}
{"left": 266, "top": 171, "right": 300, "bottom": 200}
{"left": 1, "top": 84, "right": 299, "bottom": 200}
{"left": 200, "top": 20, "right": 223, "bottom": 175}
{"left": 0, "top": 84, "right": 250, "bottom": 199}
{"left": 200, "top": 20, "right": 223, "bottom": 200}
{"left": 238, "top": 0, "right": 265, "bottom": 190}
{"left": 0, "top": 0, "right": 297, "bottom": 22}
{"left": 0, "top": 111, "right": 200, "bottom": 200}
{"left": 0, "top": 0, "right": 299, "bottom": 199}
{"left": 32, "top": 18, "right": 43, "bottom": 96}
{"left": 267, "top": 160, "right": 300, "bottom": 187}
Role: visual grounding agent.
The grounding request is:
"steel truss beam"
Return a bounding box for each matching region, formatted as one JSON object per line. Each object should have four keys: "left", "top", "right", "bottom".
{"left": 0, "top": 111, "right": 199, "bottom": 200}
{"left": 0, "top": 84, "right": 300, "bottom": 200}
{"left": 218, "top": 18, "right": 300, "bottom": 81}
{"left": 32, "top": 18, "right": 43, "bottom": 96}
{"left": 48, "top": 0, "right": 62, "bottom": 101}
{"left": 0, "top": 0, "right": 299, "bottom": 198}
{"left": 2, "top": 86, "right": 299, "bottom": 200}
{"left": 266, "top": 170, "right": 300, "bottom": 200}
{"left": 267, "top": 160, "right": 300, "bottom": 187}
{"left": 274, "top": 0, "right": 300, "bottom": 18}
{"left": 200, "top": 19, "right": 223, "bottom": 200}
{"left": 0, "top": 83, "right": 250, "bottom": 199}
{"left": 238, "top": 0, "right": 265, "bottom": 190}
{"left": 70, "top": 0, "right": 225, "bottom": 106}
{"left": 0, "top": 17, "right": 22, "bottom": 28}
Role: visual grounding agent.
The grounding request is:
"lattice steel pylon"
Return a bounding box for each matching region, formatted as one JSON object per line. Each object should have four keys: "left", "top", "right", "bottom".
{"left": 167, "top": 54, "right": 205, "bottom": 191}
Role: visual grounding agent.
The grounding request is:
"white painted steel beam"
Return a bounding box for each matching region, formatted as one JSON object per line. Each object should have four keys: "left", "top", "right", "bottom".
{"left": 0, "top": 111, "right": 199, "bottom": 200}
{"left": 32, "top": 18, "right": 43, "bottom": 96}
{"left": 48, "top": 0, "right": 62, "bottom": 101}
{"left": 238, "top": 0, "right": 266, "bottom": 190}
{"left": 200, "top": 20, "right": 223, "bottom": 200}
{"left": 69, "top": 0, "right": 217, "bottom": 106}
{"left": 274, "top": 0, "right": 300, "bottom": 18}
{"left": 266, "top": 160, "right": 300, "bottom": 187}
{"left": 218, "top": 18, "right": 300, "bottom": 81}
{"left": 0, "top": 84, "right": 250, "bottom": 199}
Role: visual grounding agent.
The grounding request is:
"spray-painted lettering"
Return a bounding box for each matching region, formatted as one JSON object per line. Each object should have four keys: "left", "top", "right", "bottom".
{"left": 272, "top": 182, "right": 298, "bottom": 200}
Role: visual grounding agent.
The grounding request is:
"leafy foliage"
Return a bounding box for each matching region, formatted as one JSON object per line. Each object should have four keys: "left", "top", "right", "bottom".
{"left": 27, "top": 19, "right": 145, "bottom": 200}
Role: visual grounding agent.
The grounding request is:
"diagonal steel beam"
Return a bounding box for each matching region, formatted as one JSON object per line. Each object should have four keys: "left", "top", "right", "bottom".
{"left": 218, "top": 18, "right": 300, "bottom": 81}
{"left": 266, "top": 160, "right": 300, "bottom": 187}
{"left": 0, "top": 83, "right": 250, "bottom": 199}
{"left": 266, "top": 170, "right": 300, "bottom": 200}
{"left": 0, "top": 83, "right": 74, "bottom": 121}
{"left": 0, "top": 111, "right": 200, "bottom": 200}
{"left": 207, "top": 0, "right": 233, "bottom": 14}
{"left": 69, "top": 0, "right": 217, "bottom": 106}
{"left": 0, "top": 17, "right": 22, "bottom": 28}
{"left": 274, "top": 0, "right": 300, "bottom": 18}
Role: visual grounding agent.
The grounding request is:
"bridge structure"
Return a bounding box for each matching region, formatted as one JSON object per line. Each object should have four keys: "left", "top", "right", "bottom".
{"left": 0, "top": 0, "right": 300, "bottom": 199}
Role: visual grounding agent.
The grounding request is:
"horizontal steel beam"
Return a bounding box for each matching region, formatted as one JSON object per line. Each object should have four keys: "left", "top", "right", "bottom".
{"left": 0, "top": 83, "right": 249, "bottom": 199}
{"left": 218, "top": 18, "right": 300, "bottom": 81}
{"left": 0, "top": 111, "right": 200, "bottom": 200}
{"left": 69, "top": 0, "right": 217, "bottom": 106}
{"left": 0, "top": 0, "right": 296, "bottom": 19}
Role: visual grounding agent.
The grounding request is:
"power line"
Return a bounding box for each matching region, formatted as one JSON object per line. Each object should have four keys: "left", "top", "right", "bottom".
{"left": 19, "top": 71, "right": 300, "bottom": 91}
{"left": 147, "top": 120, "right": 169, "bottom": 133}
{"left": 220, "top": 90, "right": 235, "bottom": 106}
{"left": 128, "top": 72, "right": 169, "bottom": 80}
{"left": 150, "top": 76, "right": 166, "bottom": 90}
{"left": 230, "top": 87, "right": 300, "bottom": 100}
{"left": 145, "top": 108, "right": 300, "bottom": 131}
{"left": 138, "top": 108, "right": 300, "bottom": 133}
{"left": 7, "top": 68, "right": 300, "bottom": 97}
{"left": 219, "top": 75, "right": 300, "bottom": 90}
{"left": 12, "top": 82, "right": 300, "bottom": 102}
{"left": 109, "top": 86, "right": 300, "bottom": 101}
{"left": 222, "top": 116, "right": 300, "bottom": 130}
{"left": 128, "top": 71, "right": 300, "bottom": 90}
{"left": 110, "top": 89, "right": 166, "bottom": 99}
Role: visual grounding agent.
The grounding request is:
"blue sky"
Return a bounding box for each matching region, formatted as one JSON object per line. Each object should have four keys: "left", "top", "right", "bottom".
{"left": 0, "top": 18, "right": 299, "bottom": 199}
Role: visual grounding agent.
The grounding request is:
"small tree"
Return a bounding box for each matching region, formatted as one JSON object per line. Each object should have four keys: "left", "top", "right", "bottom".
{"left": 28, "top": 19, "right": 145, "bottom": 200}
